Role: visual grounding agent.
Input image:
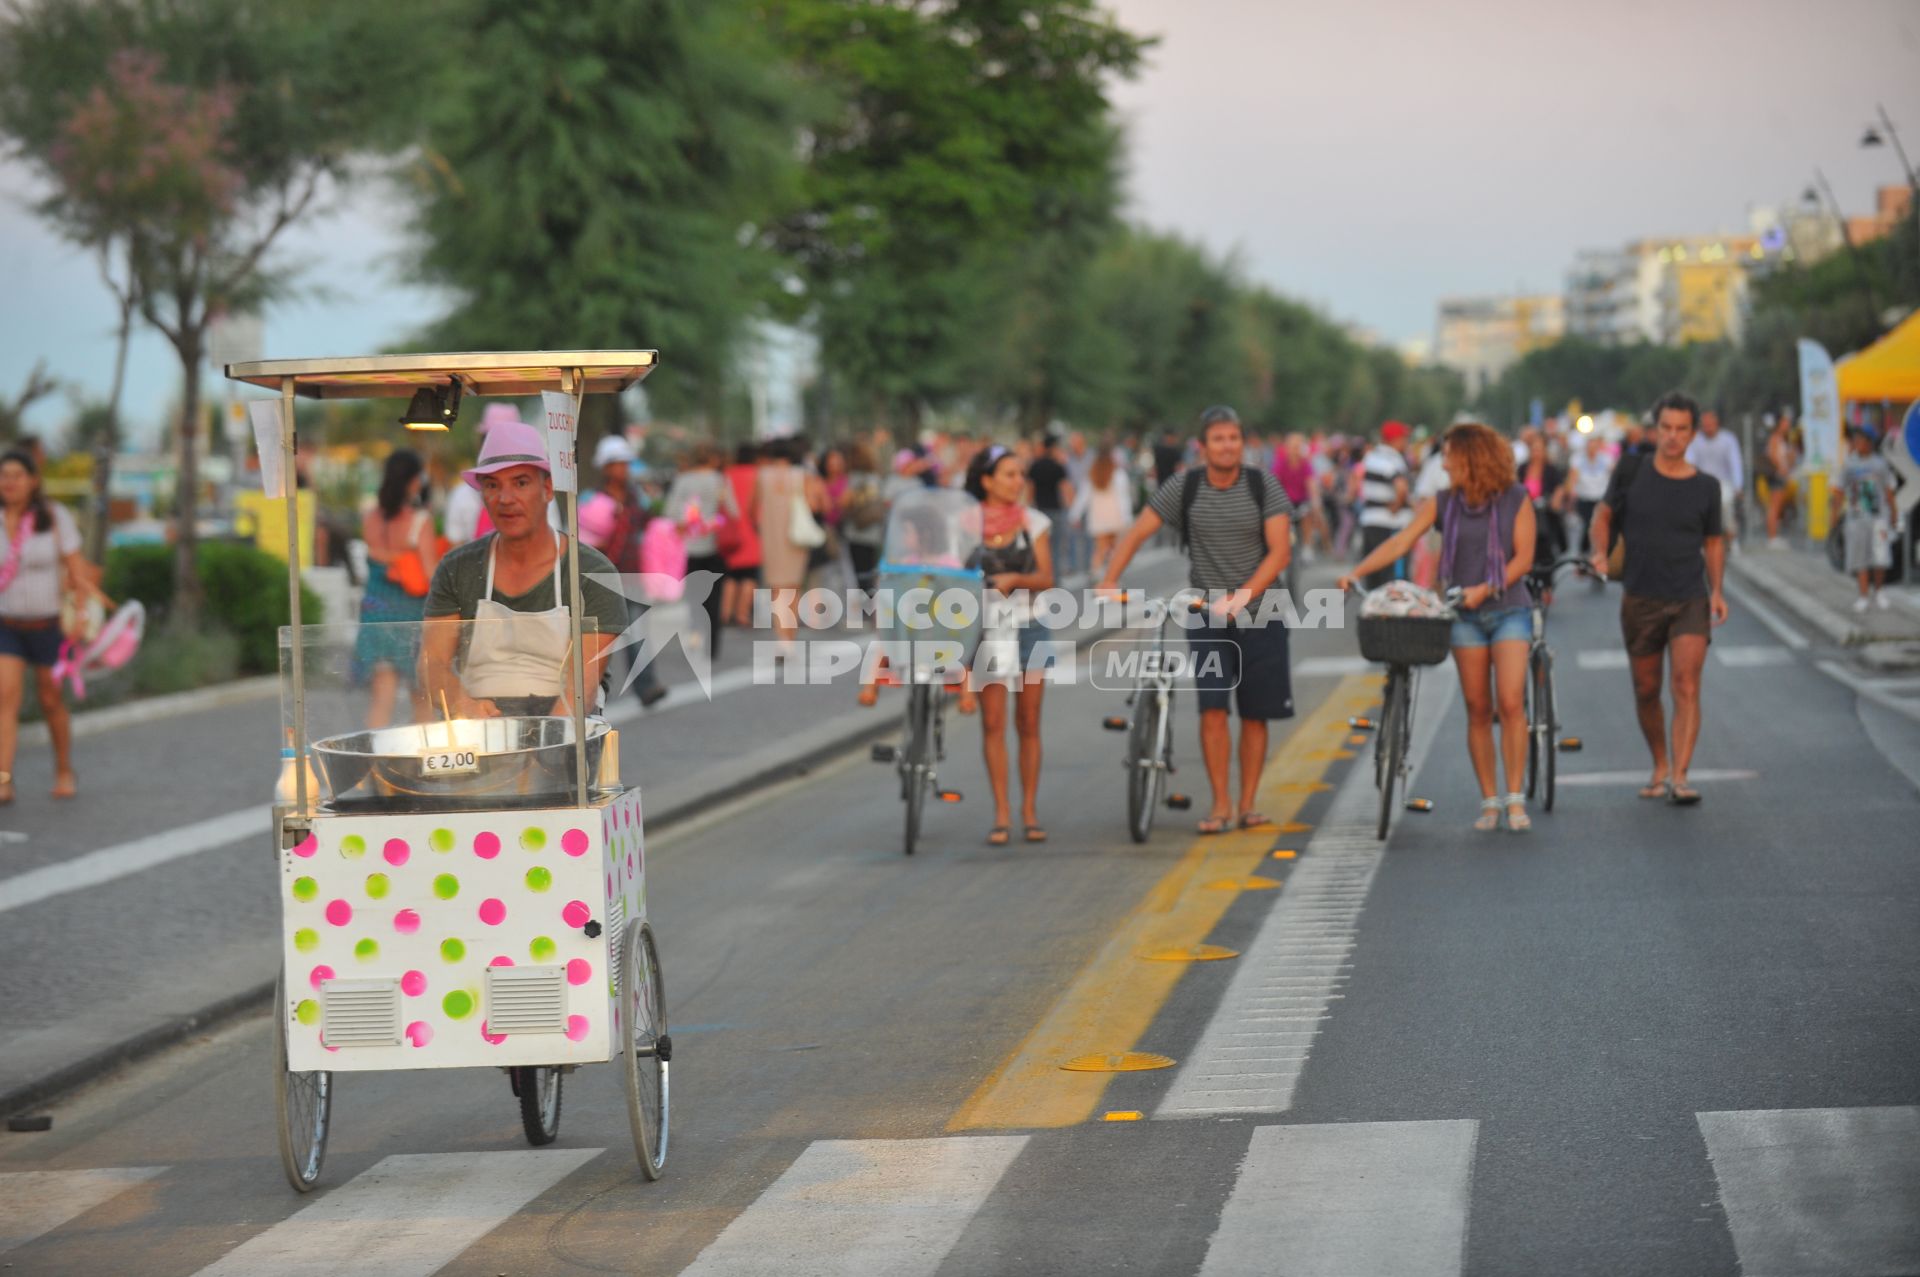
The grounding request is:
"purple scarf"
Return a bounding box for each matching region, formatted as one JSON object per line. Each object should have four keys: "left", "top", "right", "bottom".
{"left": 1438, "top": 488, "right": 1508, "bottom": 601}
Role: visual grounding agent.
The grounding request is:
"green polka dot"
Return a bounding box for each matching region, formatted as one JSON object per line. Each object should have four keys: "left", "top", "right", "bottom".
{"left": 354, "top": 937, "right": 380, "bottom": 961}
{"left": 433, "top": 873, "right": 460, "bottom": 899}
{"left": 339, "top": 834, "right": 366, "bottom": 859}
{"left": 530, "top": 935, "right": 557, "bottom": 963}
{"left": 291, "top": 876, "right": 317, "bottom": 902}
{"left": 442, "top": 989, "right": 475, "bottom": 1020}
{"left": 519, "top": 827, "right": 546, "bottom": 853}
{"left": 294, "top": 999, "right": 320, "bottom": 1025}
{"left": 429, "top": 827, "right": 455, "bottom": 853}
{"left": 524, "top": 866, "right": 552, "bottom": 893}
{"left": 365, "top": 873, "right": 390, "bottom": 900}
{"left": 293, "top": 928, "right": 319, "bottom": 952}
{"left": 440, "top": 937, "right": 466, "bottom": 963}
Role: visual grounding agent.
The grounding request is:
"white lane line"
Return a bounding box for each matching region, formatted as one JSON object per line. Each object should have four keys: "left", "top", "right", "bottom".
{"left": 0, "top": 1167, "right": 165, "bottom": 1253}
{"left": 1158, "top": 673, "right": 1455, "bottom": 1119}
{"left": 1575, "top": 649, "right": 1630, "bottom": 670}
{"left": 1199, "top": 1121, "right": 1478, "bottom": 1277}
{"left": 1723, "top": 579, "right": 1812, "bottom": 650}
{"left": 1294, "top": 656, "right": 1374, "bottom": 677}
{"left": 1713, "top": 644, "right": 1797, "bottom": 668}
{"left": 682, "top": 1136, "right": 1027, "bottom": 1277}
{"left": 0, "top": 806, "right": 270, "bottom": 917}
{"left": 1554, "top": 769, "right": 1758, "bottom": 787}
{"left": 1698, "top": 1107, "right": 1920, "bottom": 1277}
{"left": 192, "top": 1149, "right": 600, "bottom": 1277}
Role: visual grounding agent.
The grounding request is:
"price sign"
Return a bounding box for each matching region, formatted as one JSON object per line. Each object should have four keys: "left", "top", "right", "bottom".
{"left": 539, "top": 390, "right": 579, "bottom": 493}
{"left": 421, "top": 750, "right": 479, "bottom": 776}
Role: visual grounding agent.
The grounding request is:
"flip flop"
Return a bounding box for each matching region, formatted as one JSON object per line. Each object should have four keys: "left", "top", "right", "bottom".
{"left": 1023, "top": 825, "right": 1048, "bottom": 844}
{"left": 1237, "top": 812, "right": 1273, "bottom": 830}
{"left": 986, "top": 826, "right": 1011, "bottom": 846}
{"left": 1196, "top": 816, "right": 1229, "bottom": 835}
{"left": 1638, "top": 781, "right": 1670, "bottom": 799}
{"left": 1668, "top": 783, "right": 1702, "bottom": 806}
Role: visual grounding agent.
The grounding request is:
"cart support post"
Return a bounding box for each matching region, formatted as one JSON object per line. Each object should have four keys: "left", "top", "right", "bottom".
{"left": 282, "top": 375, "right": 309, "bottom": 828}
{"left": 563, "top": 367, "right": 588, "bottom": 809}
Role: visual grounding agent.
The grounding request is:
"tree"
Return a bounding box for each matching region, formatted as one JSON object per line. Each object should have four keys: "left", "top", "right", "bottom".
{"left": 0, "top": 0, "right": 420, "bottom": 622}
{"left": 0, "top": 360, "right": 59, "bottom": 441}
{"left": 771, "top": 0, "right": 1148, "bottom": 428}
{"left": 408, "top": 0, "right": 808, "bottom": 430}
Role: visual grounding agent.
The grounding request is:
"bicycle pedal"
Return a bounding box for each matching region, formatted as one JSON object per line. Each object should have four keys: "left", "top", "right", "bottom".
{"left": 1557, "top": 736, "right": 1583, "bottom": 752}
{"left": 938, "top": 789, "right": 963, "bottom": 803}
{"left": 869, "top": 743, "right": 896, "bottom": 763}
{"left": 1348, "top": 716, "right": 1376, "bottom": 731}
{"left": 1404, "top": 798, "right": 1435, "bottom": 813}
{"left": 1166, "top": 793, "right": 1192, "bottom": 810}
{"left": 1101, "top": 716, "right": 1129, "bottom": 731}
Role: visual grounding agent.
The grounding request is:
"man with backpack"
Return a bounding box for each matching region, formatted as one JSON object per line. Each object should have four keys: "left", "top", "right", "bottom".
{"left": 1098, "top": 405, "right": 1296, "bottom": 834}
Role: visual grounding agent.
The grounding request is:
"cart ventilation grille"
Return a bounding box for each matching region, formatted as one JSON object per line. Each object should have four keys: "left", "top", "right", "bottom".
{"left": 321, "top": 979, "right": 402, "bottom": 1047}
{"left": 608, "top": 897, "right": 627, "bottom": 987}
{"left": 486, "top": 965, "right": 567, "bottom": 1035}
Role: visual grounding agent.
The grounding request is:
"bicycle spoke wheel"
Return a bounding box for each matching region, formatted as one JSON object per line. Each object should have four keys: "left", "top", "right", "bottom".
{"left": 1524, "top": 653, "right": 1540, "bottom": 800}
{"left": 1125, "top": 689, "right": 1156, "bottom": 843}
{"left": 272, "top": 974, "right": 332, "bottom": 1193}
{"left": 903, "top": 684, "right": 931, "bottom": 855}
{"left": 622, "top": 921, "right": 670, "bottom": 1179}
{"left": 1539, "top": 651, "right": 1559, "bottom": 812}
{"left": 514, "top": 1066, "right": 562, "bottom": 1146}
{"left": 1376, "top": 671, "right": 1404, "bottom": 841}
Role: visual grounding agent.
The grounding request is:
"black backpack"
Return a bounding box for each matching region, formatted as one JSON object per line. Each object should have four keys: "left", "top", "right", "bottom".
{"left": 1178, "top": 467, "right": 1270, "bottom": 551}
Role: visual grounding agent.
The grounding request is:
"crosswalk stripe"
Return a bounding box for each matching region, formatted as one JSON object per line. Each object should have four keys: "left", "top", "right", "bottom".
{"left": 0, "top": 1167, "right": 165, "bottom": 1253}
{"left": 1200, "top": 1121, "right": 1477, "bottom": 1277}
{"left": 190, "top": 1149, "right": 600, "bottom": 1277}
{"left": 1294, "top": 656, "right": 1374, "bottom": 677}
{"left": 1698, "top": 1106, "right": 1920, "bottom": 1277}
{"left": 681, "top": 1136, "right": 1027, "bottom": 1277}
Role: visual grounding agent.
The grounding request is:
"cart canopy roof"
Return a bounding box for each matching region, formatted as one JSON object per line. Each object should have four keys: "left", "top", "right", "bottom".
{"left": 224, "top": 351, "right": 657, "bottom": 399}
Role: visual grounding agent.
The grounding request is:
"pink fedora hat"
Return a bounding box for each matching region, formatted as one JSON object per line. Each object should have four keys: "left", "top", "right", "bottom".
{"left": 462, "top": 420, "right": 551, "bottom": 489}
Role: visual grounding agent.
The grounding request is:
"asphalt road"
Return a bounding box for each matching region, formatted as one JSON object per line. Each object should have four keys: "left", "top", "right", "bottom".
{"left": 3, "top": 562, "right": 1916, "bottom": 1276}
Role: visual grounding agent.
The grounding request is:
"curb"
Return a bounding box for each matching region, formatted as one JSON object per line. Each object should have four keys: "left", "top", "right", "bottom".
{"left": 3, "top": 558, "right": 1185, "bottom": 1115}
{"left": 23, "top": 675, "right": 281, "bottom": 745}
{"left": 1729, "top": 557, "right": 1864, "bottom": 647}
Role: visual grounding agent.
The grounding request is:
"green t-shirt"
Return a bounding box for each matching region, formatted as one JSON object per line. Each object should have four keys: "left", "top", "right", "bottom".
{"left": 426, "top": 534, "right": 631, "bottom": 641}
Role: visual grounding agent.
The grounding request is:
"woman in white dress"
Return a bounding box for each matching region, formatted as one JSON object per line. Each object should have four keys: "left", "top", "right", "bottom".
{"left": 1071, "top": 448, "right": 1133, "bottom": 576}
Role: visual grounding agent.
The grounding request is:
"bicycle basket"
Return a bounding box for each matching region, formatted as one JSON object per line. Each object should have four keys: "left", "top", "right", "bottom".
{"left": 877, "top": 564, "right": 984, "bottom": 679}
{"left": 1356, "top": 614, "right": 1453, "bottom": 666}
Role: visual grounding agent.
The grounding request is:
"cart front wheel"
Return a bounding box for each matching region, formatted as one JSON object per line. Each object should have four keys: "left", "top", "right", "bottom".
{"left": 622, "top": 921, "right": 670, "bottom": 1179}
{"left": 512, "top": 1066, "right": 563, "bottom": 1146}
{"left": 272, "top": 974, "right": 332, "bottom": 1193}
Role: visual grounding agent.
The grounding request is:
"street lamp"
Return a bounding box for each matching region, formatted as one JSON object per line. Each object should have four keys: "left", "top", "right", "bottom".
{"left": 1859, "top": 103, "right": 1920, "bottom": 272}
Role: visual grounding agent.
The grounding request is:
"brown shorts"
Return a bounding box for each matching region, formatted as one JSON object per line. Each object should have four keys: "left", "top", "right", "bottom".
{"left": 1620, "top": 593, "right": 1711, "bottom": 659}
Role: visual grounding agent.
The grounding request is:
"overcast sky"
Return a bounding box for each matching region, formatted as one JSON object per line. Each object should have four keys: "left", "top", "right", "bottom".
{"left": 3, "top": 0, "right": 1917, "bottom": 442}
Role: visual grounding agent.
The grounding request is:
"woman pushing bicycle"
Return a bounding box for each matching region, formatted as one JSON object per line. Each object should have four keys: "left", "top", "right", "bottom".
{"left": 1339, "top": 421, "right": 1538, "bottom": 832}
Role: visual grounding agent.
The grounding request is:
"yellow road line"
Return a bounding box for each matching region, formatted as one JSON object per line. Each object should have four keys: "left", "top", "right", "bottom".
{"left": 946, "top": 673, "right": 1377, "bottom": 1131}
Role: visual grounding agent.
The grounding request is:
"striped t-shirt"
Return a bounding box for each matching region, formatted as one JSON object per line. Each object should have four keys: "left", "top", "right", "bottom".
{"left": 1359, "top": 445, "right": 1412, "bottom": 530}
{"left": 1148, "top": 469, "right": 1293, "bottom": 592}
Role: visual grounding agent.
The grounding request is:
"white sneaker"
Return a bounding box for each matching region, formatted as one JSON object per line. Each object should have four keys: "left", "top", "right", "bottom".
{"left": 1875, "top": 590, "right": 1891, "bottom": 610}
{"left": 1852, "top": 597, "right": 1870, "bottom": 613}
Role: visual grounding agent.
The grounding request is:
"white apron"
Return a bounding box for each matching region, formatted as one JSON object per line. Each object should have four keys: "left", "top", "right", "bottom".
{"left": 464, "top": 533, "right": 571, "bottom": 700}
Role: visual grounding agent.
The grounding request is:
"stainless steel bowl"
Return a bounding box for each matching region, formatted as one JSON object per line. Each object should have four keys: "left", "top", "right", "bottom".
{"left": 312, "top": 716, "right": 610, "bottom": 811}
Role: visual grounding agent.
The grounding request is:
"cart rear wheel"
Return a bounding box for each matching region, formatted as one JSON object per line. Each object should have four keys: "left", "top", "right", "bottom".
{"left": 272, "top": 974, "right": 332, "bottom": 1193}
{"left": 622, "top": 921, "right": 669, "bottom": 1179}
{"left": 513, "top": 1066, "right": 563, "bottom": 1146}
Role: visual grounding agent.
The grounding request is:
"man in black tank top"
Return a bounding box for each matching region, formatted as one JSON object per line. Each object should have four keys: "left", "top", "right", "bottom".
{"left": 1587, "top": 391, "right": 1727, "bottom": 806}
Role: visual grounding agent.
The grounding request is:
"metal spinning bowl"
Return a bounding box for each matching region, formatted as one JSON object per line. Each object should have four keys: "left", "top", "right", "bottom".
{"left": 312, "top": 716, "right": 610, "bottom": 811}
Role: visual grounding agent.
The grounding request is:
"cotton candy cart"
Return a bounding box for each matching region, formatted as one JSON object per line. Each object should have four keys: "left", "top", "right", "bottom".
{"left": 226, "top": 353, "right": 670, "bottom": 1191}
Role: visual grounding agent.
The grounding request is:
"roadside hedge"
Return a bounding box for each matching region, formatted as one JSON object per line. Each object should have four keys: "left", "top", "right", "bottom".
{"left": 104, "top": 542, "right": 324, "bottom": 675}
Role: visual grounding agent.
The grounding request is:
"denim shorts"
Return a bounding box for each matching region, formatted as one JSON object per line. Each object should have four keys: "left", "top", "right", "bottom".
{"left": 1449, "top": 606, "right": 1531, "bottom": 648}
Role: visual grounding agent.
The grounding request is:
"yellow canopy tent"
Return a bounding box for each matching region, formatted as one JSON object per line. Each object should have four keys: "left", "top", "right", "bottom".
{"left": 1836, "top": 309, "right": 1920, "bottom": 402}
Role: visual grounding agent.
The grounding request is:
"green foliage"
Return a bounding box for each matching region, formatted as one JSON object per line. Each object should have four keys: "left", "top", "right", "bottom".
{"left": 129, "top": 620, "right": 242, "bottom": 696}
{"left": 408, "top": 0, "right": 809, "bottom": 424}
{"left": 105, "top": 541, "right": 322, "bottom": 675}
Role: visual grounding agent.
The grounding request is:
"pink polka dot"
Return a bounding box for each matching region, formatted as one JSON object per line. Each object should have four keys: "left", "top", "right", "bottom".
{"left": 324, "top": 899, "right": 353, "bottom": 926}
{"left": 562, "top": 900, "right": 592, "bottom": 928}
{"left": 566, "top": 958, "right": 592, "bottom": 986}
{"left": 627, "top": 852, "right": 634, "bottom": 875}
{"left": 324, "top": 1041, "right": 339, "bottom": 1054}
{"left": 292, "top": 835, "right": 317, "bottom": 858}
{"left": 565, "top": 1015, "right": 589, "bottom": 1042}
{"left": 473, "top": 831, "right": 501, "bottom": 860}
{"left": 383, "top": 838, "right": 410, "bottom": 866}
{"left": 405, "top": 1020, "right": 433, "bottom": 1048}
{"left": 478, "top": 898, "right": 506, "bottom": 926}
{"left": 308, "top": 964, "right": 334, "bottom": 991}
{"left": 480, "top": 1020, "right": 506, "bottom": 1045}
{"left": 613, "top": 1004, "right": 620, "bottom": 1032}
{"left": 605, "top": 873, "right": 613, "bottom": 897}
{"left": 561, "top": 828, "right": 589, "bottom": 857}
{"left": 401, "top": 970, "right": 427, "bottom": 996}
{"left": 393, "top": 908, "right": 421, "bottom": 935}
{"left": 488, "top": 954, "right": 515, "bottom": 968}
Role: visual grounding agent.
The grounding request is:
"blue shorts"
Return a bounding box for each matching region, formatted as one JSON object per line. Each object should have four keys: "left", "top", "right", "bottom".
{"left": 0, "top": 618, "right": 64, "bottom": 668}
{"left": 1191, "top": 619, "right": 1294, "bottom": 720}
{"left": 1449, "top": 606, "right": 1531, "bottom": 648}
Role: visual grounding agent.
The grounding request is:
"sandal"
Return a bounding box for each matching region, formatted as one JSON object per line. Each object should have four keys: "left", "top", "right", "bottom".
{"left": 51, "top": 772, "right": 77, "bottom": 799}
{"left": 986, "top": 826, "right": 1011, "bottom": 846}
{"left": 1638, "top": 778, "right": 1670, "bottom": 800}
{"left": 1196, "top": 816, "right": 1229, "bottom": 835}
{"left": 1504, "top": 793, "right": 1531, "bottom": 833}
{"left": 1237, "top": 812, "right": 1273, "bottom": 830}
{"left": 1667, "top": 782, "right": 1702, "bottom": 806}
{"left": 1023, "top": 825, "right": 1048, "bottom": 844}
{"left": 1474, "top": 797, "right": 1502, "bottom": 832}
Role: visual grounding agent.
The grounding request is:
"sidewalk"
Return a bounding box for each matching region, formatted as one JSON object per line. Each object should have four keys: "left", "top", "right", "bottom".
{"left": 1730, "top": 541, "right": 1920, "bottom": 671}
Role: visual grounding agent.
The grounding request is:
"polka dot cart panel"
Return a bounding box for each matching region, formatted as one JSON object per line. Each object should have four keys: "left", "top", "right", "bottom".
{"left": 280, "top": 788, "right": 644, "bottom": 1073}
